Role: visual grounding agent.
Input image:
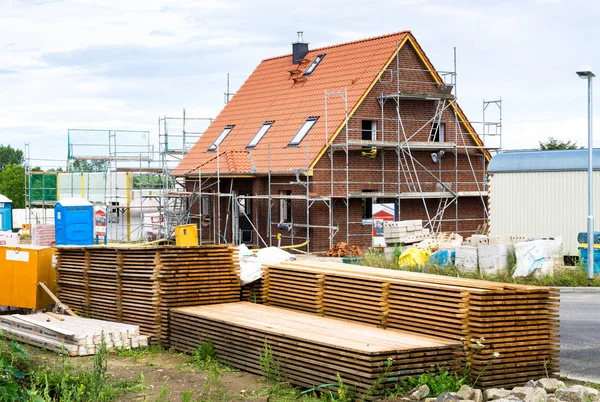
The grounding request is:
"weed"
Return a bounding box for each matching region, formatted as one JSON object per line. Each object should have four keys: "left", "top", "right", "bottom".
{"left": 182, "top": 390, "right": 194, "bottom": 402}
{"left": 114, "top": 344, "right": 165, "bottom": 362}
{"left": 389, "top": 366, "right": 466, "bottom": 397}
{"left": 198, "top": 363, "right": 227, "bottom": 402}
{"left": 193, "top": 339, "right": 217, "bottom": 362}
{"left": 187, "top": 339, "right": 234, "bottom": 374}
{"left": 155, "top": 382, "right": 170, "bottom": 402}
{"left": 0, "top": 334, "right": 141, "bottom": 402}
{"left": 259, "top": 339, "right": 281, "bottom": 383}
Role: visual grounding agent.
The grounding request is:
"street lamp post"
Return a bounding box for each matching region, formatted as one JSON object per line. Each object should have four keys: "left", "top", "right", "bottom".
{"left": 577, "top": 69, "right": 595, "bottom": 281}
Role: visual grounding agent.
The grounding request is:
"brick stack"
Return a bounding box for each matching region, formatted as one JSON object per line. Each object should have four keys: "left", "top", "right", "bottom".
{"left": 383, "top": 220, "right": 431, "bottom": 244}
{"left": 32, "top": 224, "right": 55, "bottom": 246}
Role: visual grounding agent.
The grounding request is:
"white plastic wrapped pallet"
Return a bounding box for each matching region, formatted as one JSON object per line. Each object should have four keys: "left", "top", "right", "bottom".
{"left": 512, "top": 239, "right": 564, "bottom": 278}
{"left": 478, "top": 244, "right": 510, "bottom": 275}
{"left": 455, "top": 246, "right": 478, "bottom": 273}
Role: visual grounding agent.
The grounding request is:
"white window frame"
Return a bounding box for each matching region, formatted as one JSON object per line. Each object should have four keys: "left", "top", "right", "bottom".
{"left": 430, "top": 122, "right": 445, "bottom": 143}
{"left": 362, "top": 120, "right": 377, "bottom": 141}
{"left": 289, "top": 117, "right": 318, "bottom": 146}
{"left": 247, "top": 121, "right": 273, "bottom": 149}
{"left": 208, "top": 125, "right": 234, "bottom": 151}
{"left": 279, "top": 190, "right": 292, "bottom": 222}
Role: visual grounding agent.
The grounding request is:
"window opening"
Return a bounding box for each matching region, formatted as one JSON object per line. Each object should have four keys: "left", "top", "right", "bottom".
{"left": 279, "top": 190, "right": 292, "bottom": 222}
{"left": 430, "top": 122, "right": 445, "bottom": 142}
{"left": 208, "top": 125, "right": 234, "bottom": 151}
{"left": 289, "top": 117, "right": 318, "bottom": 146}
{"left": 247, "top": 121, "right": 273, "bottom": 148}
{"left": 303, "top": 54, "right": 326, "bottom": 76}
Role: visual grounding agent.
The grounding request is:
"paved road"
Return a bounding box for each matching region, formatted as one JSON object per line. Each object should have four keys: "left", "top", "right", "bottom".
{"left": 560, "top": 289, "right": 600, "bottom": 382}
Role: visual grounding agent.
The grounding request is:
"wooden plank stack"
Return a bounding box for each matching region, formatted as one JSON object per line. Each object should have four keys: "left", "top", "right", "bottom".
{"left": 262, "top": 260, "right": 560, "bottom": 388}
{"left": 170, "top": 302, "right": 461, "bottom": 400}
{"left": 0, "top": 313, "right": 148, "bottom": 356}
{"left": 55, "top": 245, "right": 241, "bottom": 345}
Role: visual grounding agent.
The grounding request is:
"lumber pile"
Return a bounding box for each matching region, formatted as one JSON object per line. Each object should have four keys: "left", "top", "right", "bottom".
{"left": 261, "top": 261, "right": 560, "bottom": 388}
{"left": 170, "top": 302, "right": 461, "bottom": 400}
{"left": 0, "top": 313, "right": 148, "bottom": 356}
{"left": 325, "top": 242, "right": 363, "bottom": 257}
{"left": 55, "top": 245, "right": 241, "bottom": 345}
{"left": 241, "top": 280, "right": 263, "bottom": 304}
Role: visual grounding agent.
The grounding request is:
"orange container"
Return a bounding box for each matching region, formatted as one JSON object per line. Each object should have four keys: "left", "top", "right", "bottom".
{"left": 0, "top": 245, "right": 56, "bottom": 309}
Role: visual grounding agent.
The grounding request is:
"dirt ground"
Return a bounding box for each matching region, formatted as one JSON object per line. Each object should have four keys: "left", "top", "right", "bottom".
{"left": 21, "top": 342, "right": 270, "bottom": 401}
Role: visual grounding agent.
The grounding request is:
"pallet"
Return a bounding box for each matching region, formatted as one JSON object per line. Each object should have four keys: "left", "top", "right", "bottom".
{"left": 170, "top": 302, "right": 461, "bottom": 400}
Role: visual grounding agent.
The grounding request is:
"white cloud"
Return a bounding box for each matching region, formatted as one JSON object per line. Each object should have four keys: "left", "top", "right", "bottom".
{"left": 0, "top": 0, "right": 599, "bottom": 166}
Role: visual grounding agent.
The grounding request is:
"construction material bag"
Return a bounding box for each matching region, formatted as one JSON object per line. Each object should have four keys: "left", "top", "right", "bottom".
{"left": 398, "top": 248, "right": 431, "bottom": 267}
{"left": 429, "top": 249, "right": 455, "bottom": 266}
{"left": 255, "top": 247, "right": 296, "bottom": 265}
{"left": 513, "top": 239, "right": 563, "bottom": 278}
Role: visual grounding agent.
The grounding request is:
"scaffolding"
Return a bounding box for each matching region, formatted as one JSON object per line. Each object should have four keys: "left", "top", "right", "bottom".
{"left": 158, "top": 111, "right": 213, "bottom": 237}
{"left": 23, "top": 110, "right": 213, "bottom": 242}
{"left": 180, "top": 46, "right": 502, "bottom": 251}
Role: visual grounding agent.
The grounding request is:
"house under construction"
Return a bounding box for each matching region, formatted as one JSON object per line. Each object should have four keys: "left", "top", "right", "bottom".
{"left": 173, "top": 31, "right": 500, "bottom": 252}
{"left": 173, "top": 31, "right": 501, "bottom": 251}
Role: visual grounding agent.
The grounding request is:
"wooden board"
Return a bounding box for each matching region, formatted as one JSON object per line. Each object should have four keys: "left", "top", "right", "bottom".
{"left": 170, "top": 302, "right": 461, "bottom": 400}
{"left": 55, "top": 245, "right": 241, "bottom": 345}
{"left": 260, "top": 261, "right": 560, "bottom": 388}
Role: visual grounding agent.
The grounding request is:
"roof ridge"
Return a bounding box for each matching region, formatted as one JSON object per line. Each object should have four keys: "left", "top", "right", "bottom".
{"left": 263, "top": 30, "right": 411, "bottom": 62}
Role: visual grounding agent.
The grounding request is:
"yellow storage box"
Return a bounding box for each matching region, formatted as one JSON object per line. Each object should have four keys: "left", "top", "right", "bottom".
{"left": 175, "top": 224, "right": 199, "bottom": 246}
{"left": 0, "top": 245, "right": 56, "bottom": 310}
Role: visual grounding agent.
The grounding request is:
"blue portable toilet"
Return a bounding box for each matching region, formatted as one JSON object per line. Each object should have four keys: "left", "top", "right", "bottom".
{"left": 54, "top": 197, "right": 94, "bottom": 245}
{"left": 0, "top": 195, "right": 13, "bottom": 231}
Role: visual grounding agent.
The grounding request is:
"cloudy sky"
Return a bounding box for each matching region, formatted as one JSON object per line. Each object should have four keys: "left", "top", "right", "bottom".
{"left": 1, "top": 0, "right": 598, "bottom": 168}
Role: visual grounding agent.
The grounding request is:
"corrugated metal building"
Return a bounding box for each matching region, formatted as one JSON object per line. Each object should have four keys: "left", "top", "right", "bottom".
{"left": 487, "top": 149, "right": 600, "bottom": 256}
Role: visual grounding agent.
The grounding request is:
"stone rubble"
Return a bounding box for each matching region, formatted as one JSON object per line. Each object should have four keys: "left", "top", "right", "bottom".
{"left": 381, "top": 379, "right": 599, "bottom": 402}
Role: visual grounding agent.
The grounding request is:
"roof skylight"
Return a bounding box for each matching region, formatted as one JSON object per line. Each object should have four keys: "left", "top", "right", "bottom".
{"left": 208, "top": 125, "right": 234, "bottom": 151}
{"left": 247, "top": 121, "right": 274, "bottom": 149}
{"left": 289, "top": 117, "right": 318, "bottom": 146}
{"left": 303, "top": 54, "right": 326, "bottom": 76}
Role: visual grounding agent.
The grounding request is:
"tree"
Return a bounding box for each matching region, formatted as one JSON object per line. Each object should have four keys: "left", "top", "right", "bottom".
{"left": 539, "top": 137, "right": 582, "bottom": 150}
{"left": 0, "top": 163, "right": 25, "bottom": 208}
{"left": 0, "top": 144, "right": 24, "bottom": 171}
{"left": 68, "top": 159, "right": 109, "bottom": 172}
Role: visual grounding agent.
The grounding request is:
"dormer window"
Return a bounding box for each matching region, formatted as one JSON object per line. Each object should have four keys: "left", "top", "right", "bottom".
{"left": 247, "top": 121, "right": 274, "bottom": 149}
{"left": 303, "top": 54, "right": 326, "bottom": 76}
{"left": 289, "top": 117, "right": 318, "bottom": 146}
{"left": 208, "top": 125, "right": 234, "bottom": 151}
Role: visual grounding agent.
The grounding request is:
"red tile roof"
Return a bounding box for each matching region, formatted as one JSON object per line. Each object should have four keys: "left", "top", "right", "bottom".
{"left": 174, "top": 31, "right": 486, "bottom": 176}
{"left": 191, "top": 150, "right": 255, "bottom": 175}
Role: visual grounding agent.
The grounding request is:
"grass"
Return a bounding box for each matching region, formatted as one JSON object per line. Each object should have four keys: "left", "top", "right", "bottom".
{"left": 0, "top": 333, "right": 142, "bottom": 402}
{"left": 360, "top": 248, "right": 600, "bottom": 287}
{"left": 114, "top": 344, "right": 166, "bottom": 362}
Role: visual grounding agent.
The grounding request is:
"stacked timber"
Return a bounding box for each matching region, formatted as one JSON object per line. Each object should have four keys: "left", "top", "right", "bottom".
{"left": 241, "top": 279, "right": 263, "bottom": 303}
{"left": 262, "top": 261, "right": 560, "bottom": 388}
{"left": 0, "top": 313, "right": 148, "bottom": 356}
{"left": 55, "top": 245, "right": 240, "bottom": 345}
{"left": 170, "top": 302, "right": 461, "bottom": 400}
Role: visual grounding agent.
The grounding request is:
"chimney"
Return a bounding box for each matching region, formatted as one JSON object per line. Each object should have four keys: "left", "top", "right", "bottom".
{"left": 292, "top": 31, "right": 308, "bottom": 65}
